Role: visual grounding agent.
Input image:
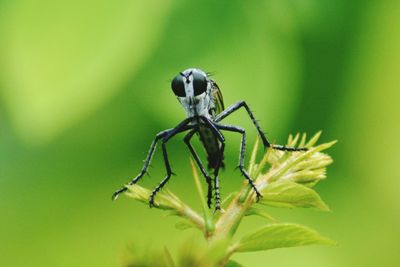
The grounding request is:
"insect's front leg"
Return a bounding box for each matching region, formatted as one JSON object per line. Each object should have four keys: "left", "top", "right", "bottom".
{"left": 148, "top": 119, "right": 194, "bottom": 207}
{"left": 215, "top": 101, "right": 307, "bottom": 151}
{"left": 112, "top": 129, "right": 170, "bottom": 200}
{"left": 148, "top": 141, "right": 172, "bottom": 207}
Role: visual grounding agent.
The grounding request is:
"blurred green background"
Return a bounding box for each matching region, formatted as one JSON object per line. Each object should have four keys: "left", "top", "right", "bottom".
{"left": 1, "top": 1, "right": 399, "bottom": 266}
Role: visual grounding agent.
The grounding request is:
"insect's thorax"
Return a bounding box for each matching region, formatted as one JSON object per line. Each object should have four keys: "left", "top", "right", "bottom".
{"left": 179, "top": 93, "right": 214, "bottom": 120}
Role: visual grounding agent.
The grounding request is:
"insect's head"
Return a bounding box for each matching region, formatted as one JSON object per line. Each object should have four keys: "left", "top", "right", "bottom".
{"left": 171, "top": 68, "right": 212, "bottom": 117}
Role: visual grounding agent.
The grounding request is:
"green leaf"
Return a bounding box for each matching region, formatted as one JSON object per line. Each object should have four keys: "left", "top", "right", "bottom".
{"left": 164, "top": 247, "right": 176, "bottom": 267}
{"left": 190, "top": 159, "right": 215, "bottom": 233}
{"left": 175, "top": 221, "right": 194, "bottom": 231}
{"left": 259, "top": 181, "right": 330, "bottom": 211}
{"left": 221, "top": 192, "right": 237, "bottom": 209}
{"left": 205, "top": 238, "right": 232, "bottom": 266}
{"left": 225, "top": 260, "right": 244, "bottom": 267}
{"left": 234, "top": 223, "right": 335, "bottom": 252}
{"left": 306, "top": 131, "right": 322, "bottom": 147}
{"left": 245, "top": 207, "right": 278, "bottom": 222}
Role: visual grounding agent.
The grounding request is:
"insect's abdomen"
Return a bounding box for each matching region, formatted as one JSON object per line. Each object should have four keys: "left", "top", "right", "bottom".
{"left": 197, "top": 126, "right": 224, "bottom": 170}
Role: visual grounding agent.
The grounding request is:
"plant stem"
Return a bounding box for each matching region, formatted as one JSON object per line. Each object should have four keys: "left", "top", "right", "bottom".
{"left": 210, "top": 189, "right": 254, "bottom": 243}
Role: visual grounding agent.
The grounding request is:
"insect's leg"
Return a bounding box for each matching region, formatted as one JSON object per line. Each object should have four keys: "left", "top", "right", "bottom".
{"left": 148, "top": 119, "right": 194, "bottom": 207}
{"left": 214, "top": 101, "right": 267, "bottom": 145}
{"left": 200, "top": 117, "right": 226, "bottom": 211}
{"left": 215, "top": 124, "right": 262, "bottom": 201}
{"left": 112, "top": 129, "right": 170, "bottom": 200}
{"left": 214, "top": 101, "right": 307, "bottom": 151}
{"left": 148, "top": 142, "right": 172, "bottom": 207}
{"left": 184, "top": 129, "right": 213, "bottom": 208}
{"left": 213, "top": 141, "right": 225, "bottom": 211}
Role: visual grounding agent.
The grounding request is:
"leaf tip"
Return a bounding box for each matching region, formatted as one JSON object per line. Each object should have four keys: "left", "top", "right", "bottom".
{"left": 318, "top": 202, "right": 331, "bottom": 212}
{"left": 320, "top": 237, "right": 337, "bottom": 246}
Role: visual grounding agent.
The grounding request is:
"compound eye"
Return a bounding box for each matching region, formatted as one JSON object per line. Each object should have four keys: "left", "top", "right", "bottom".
{"left": 192, "top": 72, "right": 208, "bottom": 96}
{"left": 171, "top": 75, "right": 186, "bottom": 97}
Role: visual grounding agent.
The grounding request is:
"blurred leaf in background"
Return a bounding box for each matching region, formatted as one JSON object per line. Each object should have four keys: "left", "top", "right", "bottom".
{"left": 0, "top": 0, "right": 399, "bottom": 267}
{"left": 0, "top": 0, "right": 173, "bottom": 144}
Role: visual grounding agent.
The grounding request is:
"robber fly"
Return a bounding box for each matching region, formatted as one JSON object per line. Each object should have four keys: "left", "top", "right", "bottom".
{"left": 112, "top": 68, "right": 307, "bottom": 210}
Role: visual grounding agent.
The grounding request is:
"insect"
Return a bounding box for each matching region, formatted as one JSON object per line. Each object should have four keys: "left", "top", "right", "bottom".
{"left": 112, "top": 68, "right": 307, "bottom": 210}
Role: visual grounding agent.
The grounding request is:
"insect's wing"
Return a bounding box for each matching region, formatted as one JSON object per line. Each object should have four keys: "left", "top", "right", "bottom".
{"left": 211, "top": 81, "right": 225, "bottom": 115}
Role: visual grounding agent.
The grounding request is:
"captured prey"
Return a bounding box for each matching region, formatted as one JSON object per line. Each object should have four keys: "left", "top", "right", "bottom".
{"left": 112, "top": 68, "right": 308, "bottom": 210}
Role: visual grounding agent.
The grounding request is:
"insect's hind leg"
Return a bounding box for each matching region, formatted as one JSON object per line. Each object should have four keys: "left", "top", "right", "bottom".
{"left": 200, "top": 117, "right": 226, "bottom": 211}
{"left": 214, "top": 101, "right": 307, "bottom": 152}
{"left": 215, "top": 124, "right": 262, "bottom": 201}
{"left": 213, "top": 141, "right": 225, "bottom": 211}
{"left": 184, "top": 130, "right": 213, "bottom": 208}
{"left": 112, "top": 129, "right": 170, "bottom": 200}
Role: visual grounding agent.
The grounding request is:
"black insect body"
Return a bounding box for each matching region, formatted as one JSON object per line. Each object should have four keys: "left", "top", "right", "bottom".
{"left": 112, "top": 68, "right": 307, "bottom": 210}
